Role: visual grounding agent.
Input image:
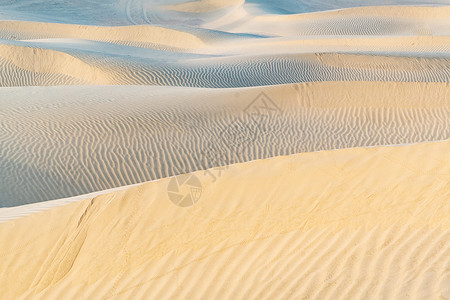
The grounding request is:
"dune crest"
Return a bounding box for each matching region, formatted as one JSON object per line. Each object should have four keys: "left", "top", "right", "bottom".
{"left": 0, "top": 82, "right": 448, "bottom": 206}
{"left": 0, "top": 21, "right": 206, "bottom": 49}
{"left": 0, "top": 5, "right": 449, "bottom": 87}
{"left": 0, "top": 44, "right": 111, "bottom": 85}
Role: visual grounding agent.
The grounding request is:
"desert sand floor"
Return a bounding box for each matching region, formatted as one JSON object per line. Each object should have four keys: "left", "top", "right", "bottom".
{"left": 0, "top": 0, "right": 449, "bottom": 299}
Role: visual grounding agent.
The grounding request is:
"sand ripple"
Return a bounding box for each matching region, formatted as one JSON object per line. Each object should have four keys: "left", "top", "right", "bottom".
{"left": 0, "top": 82, "right": 448, "bottom": 206}
{"left": 0, "top": 140, "right": 448, "bottom": 299}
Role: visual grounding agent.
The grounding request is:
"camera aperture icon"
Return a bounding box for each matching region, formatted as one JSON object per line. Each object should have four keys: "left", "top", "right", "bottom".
{"left": 167, "top": 173, "right": 202, "bottom": 207}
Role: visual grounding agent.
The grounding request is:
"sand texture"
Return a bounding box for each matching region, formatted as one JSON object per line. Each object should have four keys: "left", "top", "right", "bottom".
{"left": 0, "top": 141, "right": 449, "bottom": 299}
{"left": 0, "top": 0, "right": 449, "bottom": 299}
{"left": 0, "top": 82, "right": 449, "bottom": 206}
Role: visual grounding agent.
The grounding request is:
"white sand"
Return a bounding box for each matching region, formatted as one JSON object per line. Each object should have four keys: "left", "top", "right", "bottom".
{"left": 0, "top": 0, "right": 449, "bottom": 298}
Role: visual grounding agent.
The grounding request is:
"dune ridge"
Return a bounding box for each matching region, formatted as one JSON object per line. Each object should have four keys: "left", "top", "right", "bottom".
{"left": 0, "top": 1, "right": 449, "bottom": 298}
{"left": 0, "top": 82, "right": 448, "bottom": 206}
{"left": 1, "top": 47, "right": 449, "bottom": 87}
{"left": 0, "top": 5, "right": 449, "bottom": 87}
{"left": 166, "top": 0, "right": 244, "bottom": 13}
{"left": 0, "top": 21, "right": 206, "bottom": 49}
{"left": 0, "top": 140, "right": 448, "bottom": 299}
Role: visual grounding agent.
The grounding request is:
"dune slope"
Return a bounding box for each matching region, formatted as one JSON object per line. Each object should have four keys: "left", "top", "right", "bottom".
{"left": 0, "top": 5, "right": 449, "bottom": 87}
{"left": 0, "top": 140, "right": 448, "bottom": 299}
{"left": 1, "top": 82, "right": 449, "bottom": 206}
{"left": 0, "top": 1, "right": 449, "bottom": 298}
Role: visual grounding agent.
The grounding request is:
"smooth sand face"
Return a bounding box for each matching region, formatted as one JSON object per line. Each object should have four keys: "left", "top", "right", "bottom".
{"left": 0, "top": 0, "right": 449, "bottom": 298}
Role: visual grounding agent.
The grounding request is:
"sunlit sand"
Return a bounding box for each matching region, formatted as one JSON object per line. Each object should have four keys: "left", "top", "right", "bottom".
{"left": 0, "top": 0, "right": 448, "bottom": 299}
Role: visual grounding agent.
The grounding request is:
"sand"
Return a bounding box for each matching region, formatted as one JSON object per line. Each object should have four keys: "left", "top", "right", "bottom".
{"left": 0, "top": 0, "right": 449, "bottom": 298}
{"left": 0, "top": 5, "right": 449, "bottom": 87}
{"left": 0, "top": 141, "right": 449, "bottom": 299}
{"left": 1, "top": 82, "right": 449, "bottom": 206}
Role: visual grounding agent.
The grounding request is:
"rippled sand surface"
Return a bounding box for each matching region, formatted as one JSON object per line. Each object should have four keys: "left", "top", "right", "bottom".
{"left": 0, "top": 0, "right": 449, "bottom": 299}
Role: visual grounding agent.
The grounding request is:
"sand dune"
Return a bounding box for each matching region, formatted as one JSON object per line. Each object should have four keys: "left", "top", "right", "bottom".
{"left": 1, "top": 82, "right": 448, "bottom": 206}
{"left": 212, "top": 6, "right": 450, "bottom": 35}
{"left": 166, "top": 0, "right": 244, "bottom": 13}
{"left": 1, "top": 5, "right": 449, "bottom": 87}
{"left": 0, "top": 1, "right": 449, "bottom": 298}
{"left": 0, "top": 140, "right": 448, "bottom": 298}
{"left": 0, "top": 44, "right": 110, "bottom": 86}
{"left": 0, "top": 21, "right": 206, "bottom": 49}
{"left": 1, "top": 48, "right": 449, "bottom": 87}
{"left": 203, "top": 35, "right": 450, "bottom": 57}
{"left": 1, "top": 0, "right": 449, "bottom": 25}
